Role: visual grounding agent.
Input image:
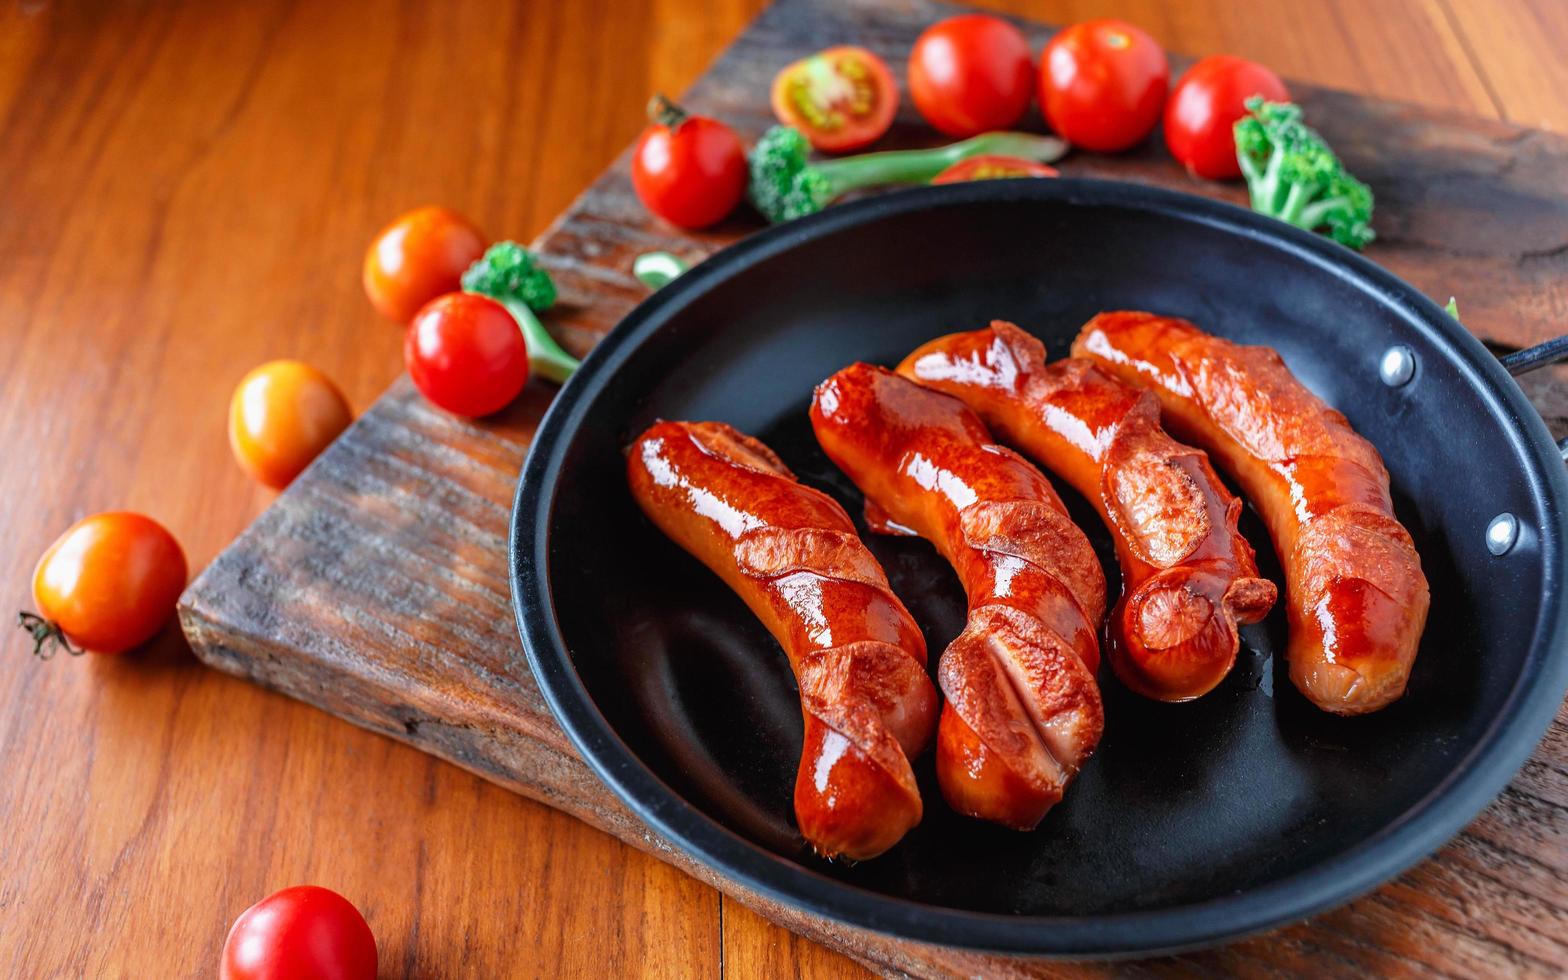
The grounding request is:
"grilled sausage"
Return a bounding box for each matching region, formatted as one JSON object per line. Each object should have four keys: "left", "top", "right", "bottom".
{"left": 627, "top": 420, "right": 938, "bottom": 860}
{"left": 1074, "top": 312, "right": 1429, "bottom": 715}
{"left": 810, "top": 364, "right": 1104, "bottom": 829}
{"left": 900, "top": 321, "right": 1277, "bottom": 701}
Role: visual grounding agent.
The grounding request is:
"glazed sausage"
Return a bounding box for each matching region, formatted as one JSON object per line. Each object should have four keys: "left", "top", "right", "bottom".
{"left": 627, "top": 420, "right": 938, "bottom": 860}
{"left": 900, "top": 321, "right": 1277, "bottom": 701}
{"left": 810, "top": 364, "right": 1104, "bottom": 829}
{"left": 1074, "top": 312, "right": 1429, "bottom": 715}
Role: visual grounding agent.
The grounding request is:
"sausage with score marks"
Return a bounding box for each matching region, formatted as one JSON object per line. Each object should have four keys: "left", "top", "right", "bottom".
{"left": 811, "top": 364, "right": 1105, "bottom": 829}
{"left": 627, "top": 420, "right": 939, "bottom": 859}
{"left": 1074, "top": 312, "right": 1429, "bottom": 715}
{"left": 900, "top": 321, "right": 1276, "bottom": 701}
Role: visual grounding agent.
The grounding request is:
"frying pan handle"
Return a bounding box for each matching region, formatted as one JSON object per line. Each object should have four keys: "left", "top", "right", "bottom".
{"left": 1498, "top": 336, "right": 1568, "bottom": 461}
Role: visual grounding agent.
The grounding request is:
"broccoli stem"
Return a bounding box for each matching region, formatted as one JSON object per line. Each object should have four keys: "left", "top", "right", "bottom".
{"left": 1298, "top": 196, "right": 1350, "bottom": 229}
{"left": 1255, "top": 149, "right": 1285, "bottom": 213}
{"left": 1279, "top": 181, "right": 1316, "bottom": 224}
{"left": 491, "top": 295, "right": 580, "bottom": 384}
{"left": 1237, "top": 149, "right": 1262, "bottom": 189}
{"left": 814, "top": 132, "right": 1068, "bottom": 196}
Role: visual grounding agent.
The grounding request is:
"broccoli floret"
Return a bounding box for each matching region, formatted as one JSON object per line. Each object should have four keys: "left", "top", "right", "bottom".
{"left": 747, "top": 126, "right": 835, "bottom": 223}
{"left": 461, "top": 242, "right": 579, "bottom": 384}
{"left": 462, "top": 240, "right": 557, "bottom": 312}
{"left": 747, "top": 125, "right": 1069, "bottom": 224}
{"left": 1234, "top": 98, "right": 1375, "bottom": 250}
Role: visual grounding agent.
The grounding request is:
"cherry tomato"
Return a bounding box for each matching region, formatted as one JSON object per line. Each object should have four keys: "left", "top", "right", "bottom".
{"left": 932, "top": 155, "right": 1059, "bottom": 184}
{"left": 909, "top": 15, "right": 1034, "bottom": 138}
{"left": 221, "top": 885, "right": 376, "bottom": 980}
{"left": 1039, "top": 20, "right": 1169, "bottom": 153}
{"left": 363, "top": 206, "right": 486, "bottom": 324}
{"left": 631, "top": 96, "right": 747, "bottom": 230}
{"left": 771, "top": 46, "right": 898, "bottom": 153}
{"left": 1165, "top": 55, "right": 1289, "bottom": 179}
{"left": 229, "top": 361, "right": 354, "bottom": 490}
{"left": 24, "top": 512, "right": 186, "bottom": 656}
{"left": 405, "top": 292, "right": 530, "bottom": 417}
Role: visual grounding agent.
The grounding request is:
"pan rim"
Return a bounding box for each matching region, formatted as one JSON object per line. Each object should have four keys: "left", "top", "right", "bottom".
{"left": 511, "top": 178, "right": 1568, "bottom": 957}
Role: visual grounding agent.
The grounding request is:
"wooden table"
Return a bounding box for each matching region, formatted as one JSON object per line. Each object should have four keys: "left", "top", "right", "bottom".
{"left": 2, "top": 0, "right": 1564, "bottom": 975}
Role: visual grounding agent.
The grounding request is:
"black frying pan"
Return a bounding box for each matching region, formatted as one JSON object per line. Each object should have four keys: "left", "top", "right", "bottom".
{"left": 511, "top": 180, "right": 1568, "bottom": 956}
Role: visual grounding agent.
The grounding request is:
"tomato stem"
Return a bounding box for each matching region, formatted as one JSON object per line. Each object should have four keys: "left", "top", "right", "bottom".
{"left": 647, "top": 93, "right": 689, "bottom": 130}
{"left": 16, "top": 612, "right": 84, "bottom": 659}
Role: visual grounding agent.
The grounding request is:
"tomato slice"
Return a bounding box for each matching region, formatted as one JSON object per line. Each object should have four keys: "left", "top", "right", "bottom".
{"left": 771, "top": 46, "right": 898, "bottom": 153}
{"left": 932, "top": 155, "right": 1060, "bottom": 184}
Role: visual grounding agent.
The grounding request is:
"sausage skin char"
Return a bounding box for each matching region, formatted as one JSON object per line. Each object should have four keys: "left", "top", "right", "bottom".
{"left": 627, "top": 420, "right": 939, "bottom": 859}
{"left": 811, "top": 364, "right": 1104, "bottom": 829}
{"left": 900, "top": 321, "right": 1276, "bottom": 702}
{"left": 1074, "top": 312, "right": 1429, "bottom": 715}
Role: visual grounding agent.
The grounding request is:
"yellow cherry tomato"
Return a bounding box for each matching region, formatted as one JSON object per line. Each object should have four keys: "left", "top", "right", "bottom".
{"left": 228, "top": 360, "right": 353, "bottom": 489}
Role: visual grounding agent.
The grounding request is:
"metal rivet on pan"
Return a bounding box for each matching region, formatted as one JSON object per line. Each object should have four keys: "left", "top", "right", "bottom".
{"left": 1486, "top": 513, "right": 1520, "bottom": 555}
{"left": 1379, "top": 346, "right": 1415, "bottom": 387}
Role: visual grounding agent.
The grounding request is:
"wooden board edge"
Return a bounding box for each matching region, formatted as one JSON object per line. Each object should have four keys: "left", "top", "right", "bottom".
{"left": 180, "top": 596, "right": 1053, "bottom": 978}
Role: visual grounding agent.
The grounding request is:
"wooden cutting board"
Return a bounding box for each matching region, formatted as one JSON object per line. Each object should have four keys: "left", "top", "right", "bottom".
{"left": 178, "top": 0, "right": 1568, "bottom": 974}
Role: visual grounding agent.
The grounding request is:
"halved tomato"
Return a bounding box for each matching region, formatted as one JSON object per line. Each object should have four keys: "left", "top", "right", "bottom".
{"left": 771, "top": 46, "right": 898, "bottom": 153}
{"left": 932, "top": 155, "right": 1060, "bottom": 184}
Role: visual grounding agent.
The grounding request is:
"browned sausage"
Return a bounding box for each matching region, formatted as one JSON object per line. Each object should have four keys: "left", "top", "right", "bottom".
{"left": 811, "top": 364, "right": 1104, "bottom": 829}
{"left": 1074, "top": 312, "right": 1429, "bottom": 715}
{"left": 627, "top": 420, "right": 938, "bottom": 859}
{"left": 900, "top": 321, "right": 1276, "bottom": 701}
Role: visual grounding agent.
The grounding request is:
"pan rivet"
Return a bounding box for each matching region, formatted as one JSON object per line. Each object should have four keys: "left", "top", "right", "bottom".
{"left": 1486, "top": 513, "right": 1519, "bottom": 555}
{"left": 1379, "top": 346, "right": 1415, "bottom": 387}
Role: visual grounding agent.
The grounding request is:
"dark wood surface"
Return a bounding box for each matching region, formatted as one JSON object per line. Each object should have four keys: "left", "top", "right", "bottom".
{"left": 6, "top": 0, "right": 1568, "bottom": 974}
{"left": 176, "top": 0, "right": 1568, "bottom": 975}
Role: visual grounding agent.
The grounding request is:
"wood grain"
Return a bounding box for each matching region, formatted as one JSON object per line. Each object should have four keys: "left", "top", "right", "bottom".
{"left": 0, "top": 0, "right": 750, "bottom": 976}
{"left": 179, "top": 0, "right": 1568, "bottom": 976}
{"left": 1, "top": 0, "right": 1565, "bottom": 977}
{"left": 1436, "top": 0, "right": 1568, "bottom": 131}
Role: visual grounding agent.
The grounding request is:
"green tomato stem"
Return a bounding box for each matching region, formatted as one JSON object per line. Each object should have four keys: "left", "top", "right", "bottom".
{"left": 16, "top": 611, "right": 83, "bottom": 659}
{"left": 491, "top": 294, "right": 580, "bottom": 385}
{"left": 815, "top": 132, "right": 1070, "bottom": 196}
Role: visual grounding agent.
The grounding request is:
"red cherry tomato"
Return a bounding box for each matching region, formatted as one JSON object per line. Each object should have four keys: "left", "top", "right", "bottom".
{"left": 932, "top": 155, "right": 1059, "bottom": 184}
{"left": 24, "top": 512, "right": 187, "bottom": 656}
{"left": 631, "top": 96, "right": 747, "bottom": 230}
{"left": 229, "top": 360, "right": 354, "bottom": 490}
{"left": 220, "top": 885, "right": 376, "bottom": 980}
{"left": 1165, "top": 55, "right": 1289, "bottom": 179}
{"left": 1039, "top": 20, "right": 1169, "bottom": 153}
{"left": 771, "top": 46, "right": 898, "bottom": 153}
{"left": 909, "top": 15, "right": 1034, "bottom": 138}
{"left": 405, "top": 292, "right": 530, "bottom": 417}
{"left": 362, "top": 207, "right": 486, "bottom": 324}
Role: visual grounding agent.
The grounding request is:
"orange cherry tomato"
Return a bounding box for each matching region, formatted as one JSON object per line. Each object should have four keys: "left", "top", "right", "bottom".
{"left": 932, "top": 155, "right": 1059, "bottom": 183}
{"left": 771, "top": 46, "right": 898, "bottom": 153}
{"left": 25, "top": 512, "right": 187, "bottom": 656}
{"left": 362, "top": 207, "right": 486, "bottom": 324}
{"left": 229, "top": 360, "right": 354, "bottom": 489}
{"left": 1039, "top": 20, "right": 1169, "bottom": 153}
